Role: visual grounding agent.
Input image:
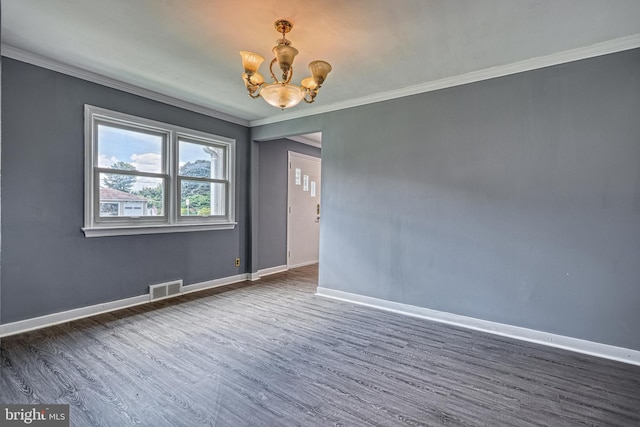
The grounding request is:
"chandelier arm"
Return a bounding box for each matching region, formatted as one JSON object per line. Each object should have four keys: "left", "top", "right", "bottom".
{"left": 248, "top": 89, "right": 262, "bottom": 99}
{"left": 268, "top": 58, "right": 280, "bottom": 83}
{"left": 249, "top": 83, "right": 267, "bottom": 98}
{"left": 302, "top": 89, "right": 316, "bottom": 104}
{"left": 242, "top": 74, "right": 266, "bottom": 98}
{"left": 284, "top": 67, "right": 293, "bottom": 84}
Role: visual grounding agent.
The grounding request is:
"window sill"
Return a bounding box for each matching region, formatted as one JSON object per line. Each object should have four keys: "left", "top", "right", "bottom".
{"left": 82, "top": 222, "right": 237, "bottom": 238}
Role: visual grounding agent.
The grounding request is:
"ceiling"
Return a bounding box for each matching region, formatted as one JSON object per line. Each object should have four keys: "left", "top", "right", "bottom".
{"left": 2, "top": 0, "right": 640, "bottom": 126}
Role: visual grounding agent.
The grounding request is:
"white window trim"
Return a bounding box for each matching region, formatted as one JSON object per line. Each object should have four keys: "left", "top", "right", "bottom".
{"left": 83, "top": 105, "right": 236, "bottom": 237}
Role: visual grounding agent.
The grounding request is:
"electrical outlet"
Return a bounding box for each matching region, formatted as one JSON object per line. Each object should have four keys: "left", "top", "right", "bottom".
{"left": 235, "top": 258, "right": 241, "bottom": 267}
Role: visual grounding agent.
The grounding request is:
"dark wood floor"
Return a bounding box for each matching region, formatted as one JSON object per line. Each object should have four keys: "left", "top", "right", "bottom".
{"left": 1, "top": 265, "right": 639, "bottom": 426}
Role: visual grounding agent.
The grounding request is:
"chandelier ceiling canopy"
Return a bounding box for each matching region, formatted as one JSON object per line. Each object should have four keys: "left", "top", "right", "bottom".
{"left": 240, "top": 19, "right": 332, "bottom": 110}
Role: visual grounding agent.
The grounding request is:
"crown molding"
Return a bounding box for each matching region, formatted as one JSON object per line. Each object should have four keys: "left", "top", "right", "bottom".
{"left": 249, "top": 33, "right": 640, "bottom": 127}
{"left": 3, "top": 34, "right": 639, "bottom": 129}
{"left": 0, "top": 44, "right": 250, "bottom": 127}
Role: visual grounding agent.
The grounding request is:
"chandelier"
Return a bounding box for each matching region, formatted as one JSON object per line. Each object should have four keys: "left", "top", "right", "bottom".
{"left": 240, "top": 19, "right": 332, "bottom": 109}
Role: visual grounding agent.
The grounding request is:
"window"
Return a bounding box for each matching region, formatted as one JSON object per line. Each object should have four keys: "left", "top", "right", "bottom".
{"left": 83, "top": 105, "right": 236, "bottom": 237}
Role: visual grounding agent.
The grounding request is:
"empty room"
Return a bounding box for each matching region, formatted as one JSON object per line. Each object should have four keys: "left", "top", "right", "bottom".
{"left": 1, "top": 1, "right": 640, "bottom": 426}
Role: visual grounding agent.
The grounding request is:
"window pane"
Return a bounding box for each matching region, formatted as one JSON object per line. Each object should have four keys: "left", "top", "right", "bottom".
{"left": 180, "top": 180, "right": 226, "bottom": 216}
{"left": 179, "top": 139, "right": 226, "bottom": 179}
{"left": 97, "top": 124, "right": 163, "bottom": 173}
{"left": 98, "top": 174, "right": 164, "bottom": 217}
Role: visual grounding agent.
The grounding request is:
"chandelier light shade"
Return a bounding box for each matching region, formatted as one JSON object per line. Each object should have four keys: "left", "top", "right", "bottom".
{"left": 240, "top": 19, "right": 332, "bottom": 109}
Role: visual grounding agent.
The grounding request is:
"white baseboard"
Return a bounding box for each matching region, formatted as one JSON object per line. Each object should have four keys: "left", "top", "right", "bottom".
{"left": 316, "top": 287, "right": 640, "bottom": 367}
{"left": 0, "top": 273, "right": 250, "bottom": 338}
{"left": 288, "top": 260, "right": 318, "bottom": 269}
{"left": 257, "top": 265, "right": 288, "bottom": 277}
{"left": 181, "top": 273, "right": 249, "bottom": 294}
{"left": 0, "top": 294, "right": 150, "bottom": 338}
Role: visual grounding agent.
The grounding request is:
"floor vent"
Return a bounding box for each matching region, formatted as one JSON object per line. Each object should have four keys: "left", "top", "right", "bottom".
{"left": 149, "top": 280, "right": 183, "bottom": 301}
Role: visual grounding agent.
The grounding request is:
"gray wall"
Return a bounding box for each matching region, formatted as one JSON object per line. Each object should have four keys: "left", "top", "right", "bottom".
{"left": 1, "top": 58, "right": 250, "bottom": 323}
{"left": 253, "top": 49, "right": 640, "bottom": 351}
{"left": 257, "top": 139, "right": 321, "bottom": 270}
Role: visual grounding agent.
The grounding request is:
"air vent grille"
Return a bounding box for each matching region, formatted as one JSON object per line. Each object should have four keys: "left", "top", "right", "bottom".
{"left": 149, "top": 280, "right": 183, "bottom": 301}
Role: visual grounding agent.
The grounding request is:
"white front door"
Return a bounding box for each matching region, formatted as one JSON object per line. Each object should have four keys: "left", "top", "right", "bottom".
{"left": 287, "top": 152, "right": 321, "bottom": 268}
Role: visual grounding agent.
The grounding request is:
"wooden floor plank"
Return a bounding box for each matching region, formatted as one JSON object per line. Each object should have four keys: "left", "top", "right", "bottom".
{"left": 1, "top": 264, "right": 640, "bottom": 426}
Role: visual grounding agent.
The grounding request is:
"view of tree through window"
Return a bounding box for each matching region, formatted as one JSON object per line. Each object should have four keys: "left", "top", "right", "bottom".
{"left": 179, "top": 159, "right": 211, "bottom": 215}
{"left": 178, "top": 139, "right": 226, "bottom": 217}
{"left": 103, "top": 161, "right": 137, "bottom": 192}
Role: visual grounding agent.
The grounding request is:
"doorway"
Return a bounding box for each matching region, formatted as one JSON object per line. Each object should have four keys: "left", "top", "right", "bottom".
{"left": 287, "top": 151, "right": 321, "bottom": 268}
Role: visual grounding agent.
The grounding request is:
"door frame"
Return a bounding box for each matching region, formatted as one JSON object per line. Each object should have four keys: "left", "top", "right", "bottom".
{"left": 286, "top": 151, "right": 321, "bottom": 269}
